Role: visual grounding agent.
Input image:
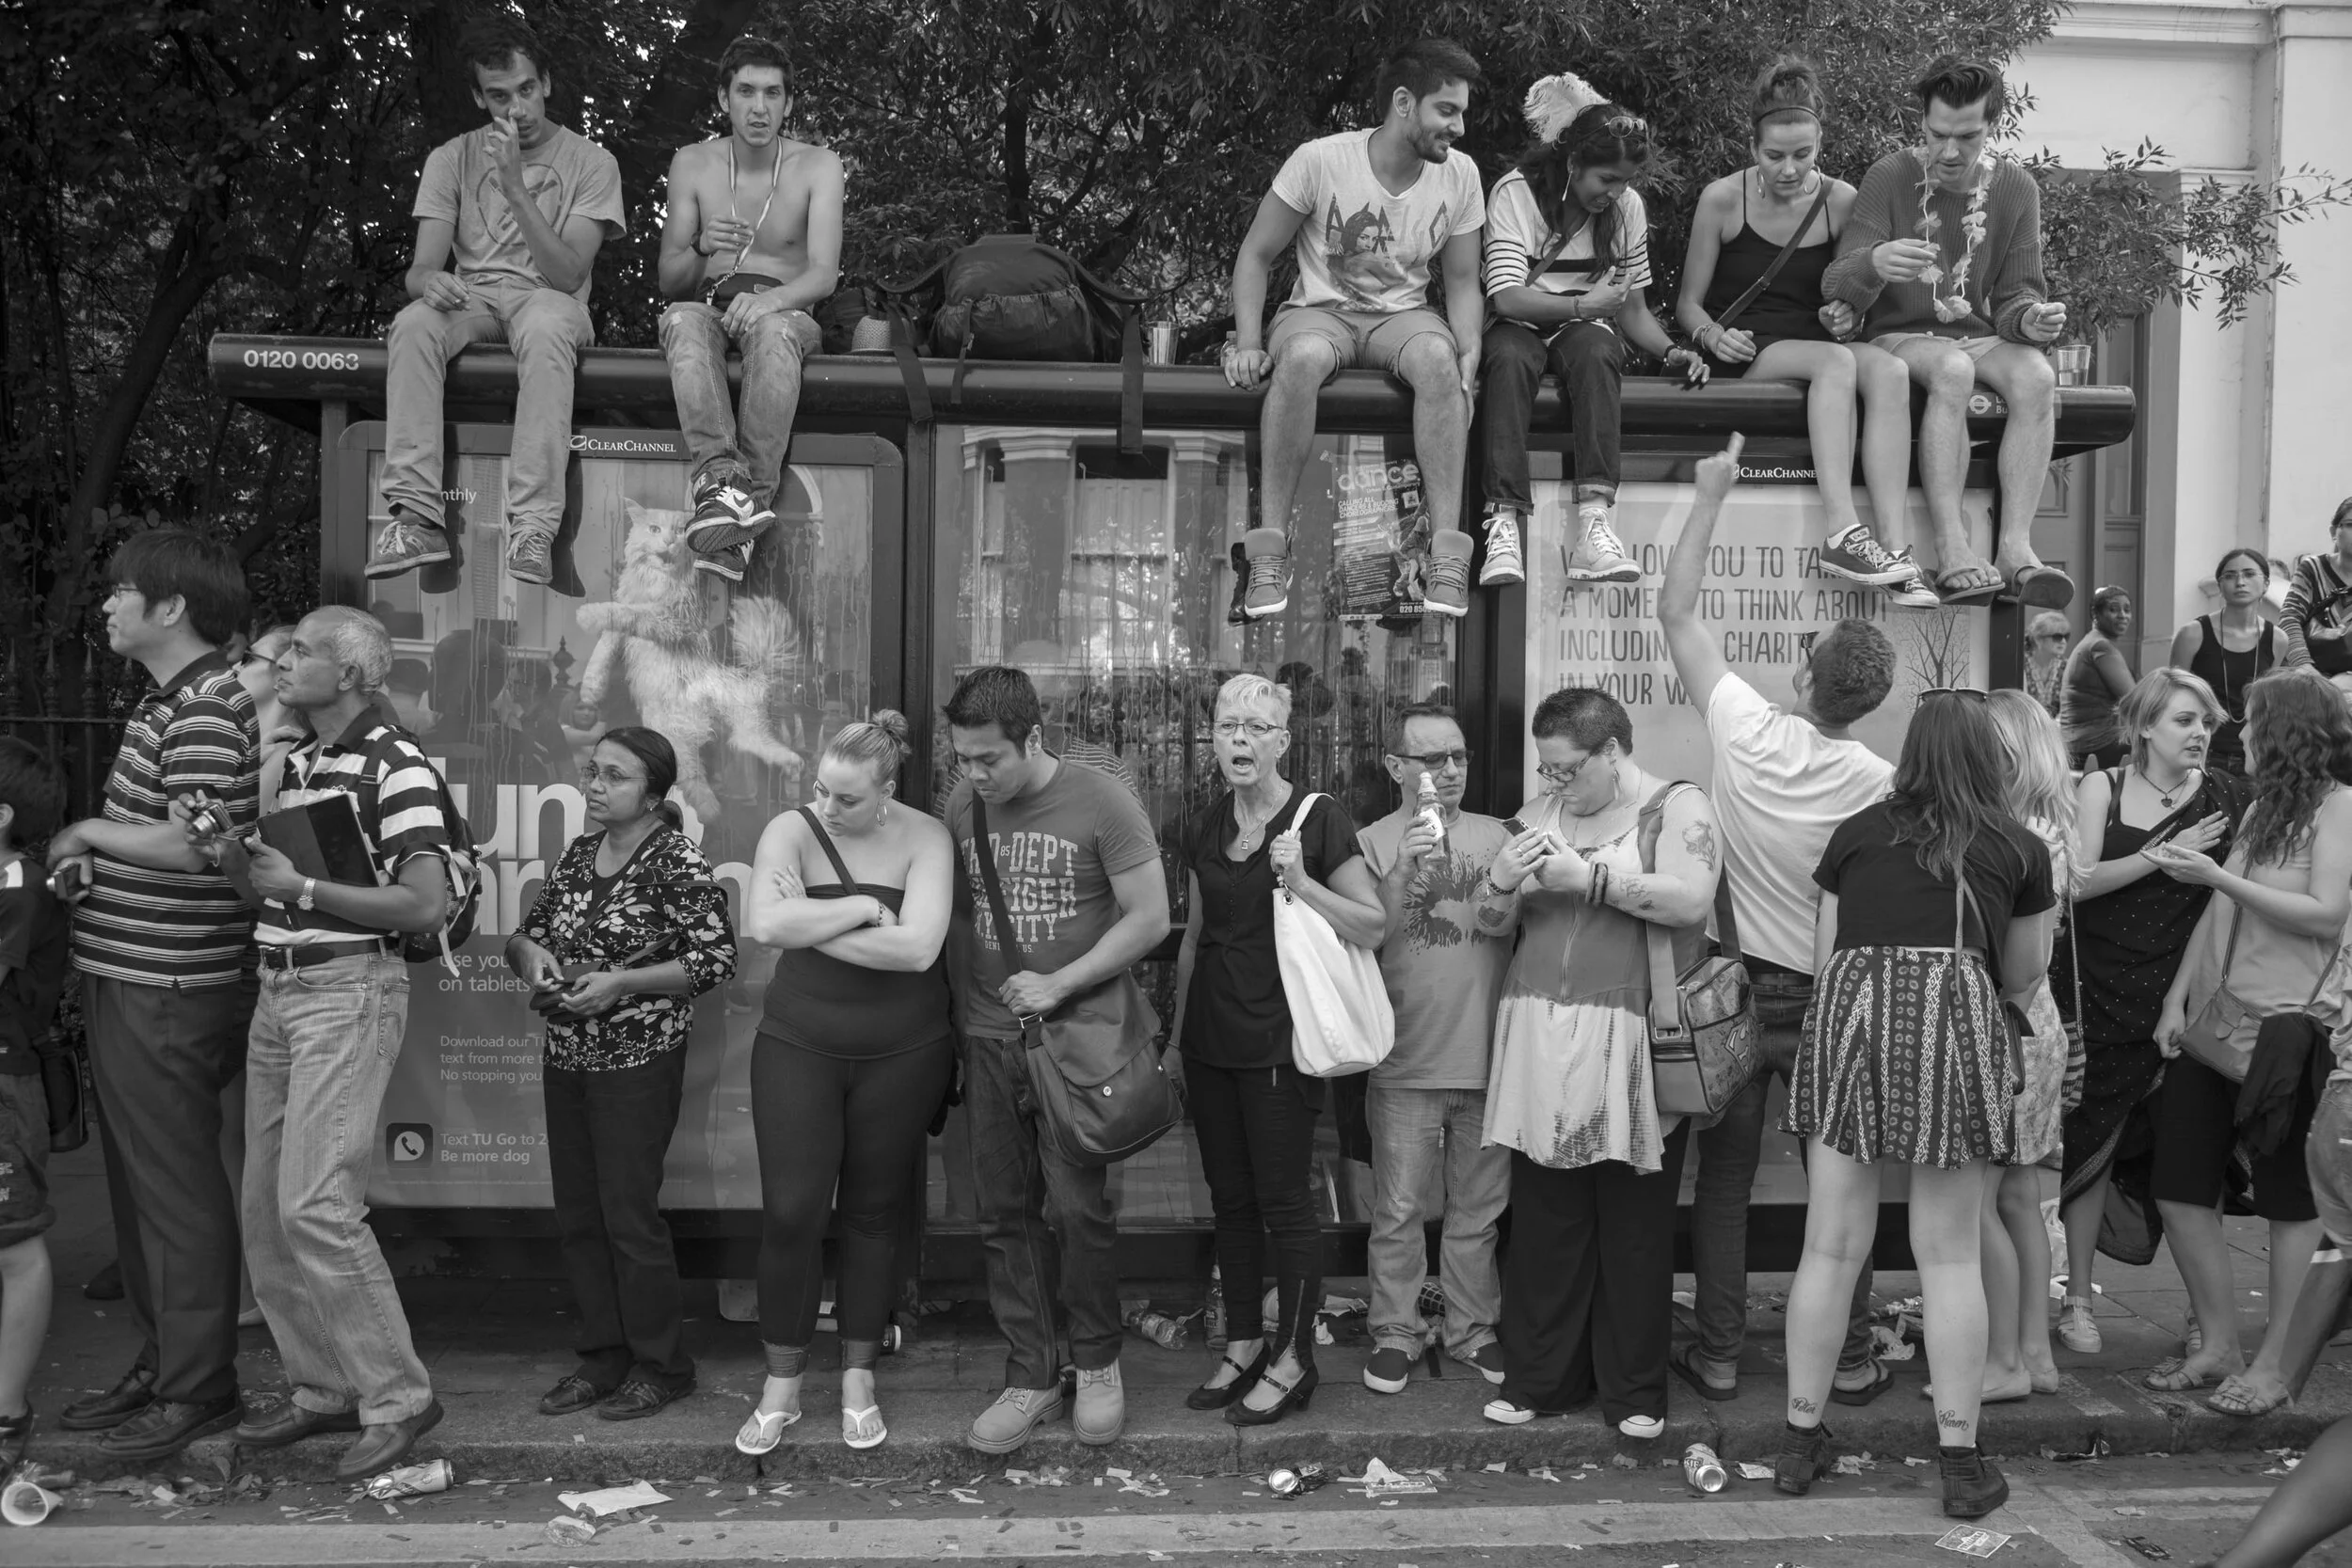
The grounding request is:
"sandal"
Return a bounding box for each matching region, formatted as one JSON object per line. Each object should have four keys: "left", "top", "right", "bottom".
{"left": 2144, "top": 1357, "right": 2233, "bottom": 1393}
{"left": 734, "top": 1404, "right": 803, "bottom": 1455}
{"left": 1994, "top": 563, "right": 2076, "bottom": 610}
{"left": 2205, "top": 1377, "right": 2292, "bottom": 1418}
{"left": 842, "top": 1402, "right": 887, "bottom": 1449}
{"left": 1669, "top": 1343, "right": 1738, "bottom": 1403}
{"left": 1829, "top": 1359, "right": 1894, "bottom": 1407}
{"left": 1932, "top": 566, "right": 2004, "bottom": 606}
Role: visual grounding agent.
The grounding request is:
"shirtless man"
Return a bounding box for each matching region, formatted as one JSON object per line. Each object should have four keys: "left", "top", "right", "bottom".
{"left": 370, "top": 15, "right": 625, "bottom": 588}
{"left": 657, "top": 35, "right": 846, "bottom": 584}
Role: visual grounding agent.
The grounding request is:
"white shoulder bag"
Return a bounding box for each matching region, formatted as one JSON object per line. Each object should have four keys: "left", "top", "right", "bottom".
{"left": 1272, "top": 792, "right": 1395, "bottom": 1077}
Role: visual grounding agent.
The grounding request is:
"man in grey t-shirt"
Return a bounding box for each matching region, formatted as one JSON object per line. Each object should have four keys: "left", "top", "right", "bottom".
{"left": 1356, "top": 703, "right": 1514, "bottom": 1394}
{"left": 368, "top": 16, "right": 626, "bottom": 592}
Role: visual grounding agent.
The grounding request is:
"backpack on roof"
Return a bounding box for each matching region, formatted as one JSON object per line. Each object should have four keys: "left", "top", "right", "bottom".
{"left": 877, "top": 233, "right": 1148, "bottom": 451}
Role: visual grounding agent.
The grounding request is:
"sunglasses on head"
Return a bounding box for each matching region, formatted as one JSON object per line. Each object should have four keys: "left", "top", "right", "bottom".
{"left": 1918, "top": 686, "right": 1990, "bottom": 705}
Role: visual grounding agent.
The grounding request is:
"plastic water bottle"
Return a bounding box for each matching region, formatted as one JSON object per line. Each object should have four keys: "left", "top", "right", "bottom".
{"left": 1416, "top": 773, "right": 1447, "bottom": 849}
{"left": 1683, "top": 1442, "right": 1727, "bottom": 1493}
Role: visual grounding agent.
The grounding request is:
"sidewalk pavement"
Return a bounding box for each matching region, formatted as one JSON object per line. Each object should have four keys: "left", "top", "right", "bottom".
{"left": 24, "top": 1141, "right": 2352, "bottom": 1486}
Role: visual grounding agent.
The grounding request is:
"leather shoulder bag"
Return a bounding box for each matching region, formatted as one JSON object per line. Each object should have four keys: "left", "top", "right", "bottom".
{"left": 1636, "top": 783, "right": 1761, "bottom": 1117}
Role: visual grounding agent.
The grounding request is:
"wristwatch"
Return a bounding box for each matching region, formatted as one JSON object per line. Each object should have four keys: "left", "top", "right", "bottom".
{"left": 297, "top": 877, "right": 317, "bottom": 911}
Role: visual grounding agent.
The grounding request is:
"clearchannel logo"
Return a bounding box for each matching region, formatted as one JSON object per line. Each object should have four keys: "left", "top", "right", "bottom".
{"left": 568, "top": 434, "right": 684, "bottom": 456}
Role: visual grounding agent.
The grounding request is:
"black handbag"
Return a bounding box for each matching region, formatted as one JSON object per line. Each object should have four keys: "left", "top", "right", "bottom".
{"left": 969, "top": 796, "right": 1181, "bottom": 1166}
{"left": 42, "top": 1028, "right": 88, "bottom": 1154}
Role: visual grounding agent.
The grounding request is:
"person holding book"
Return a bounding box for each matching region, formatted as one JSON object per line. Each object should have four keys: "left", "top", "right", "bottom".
{"left": 187, "top": 606, "right": 459, "bottom": 1481}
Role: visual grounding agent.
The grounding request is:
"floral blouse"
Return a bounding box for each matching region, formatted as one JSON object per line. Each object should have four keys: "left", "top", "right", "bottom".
{"left": 519, "top": 825, "right": 737, "bottom": 1071}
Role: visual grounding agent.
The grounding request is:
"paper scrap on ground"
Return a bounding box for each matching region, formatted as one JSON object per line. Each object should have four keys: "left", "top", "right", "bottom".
{"left": 1529, "top": 1467, "right": 1561, "bottom": 1483}
{"left": 1831, "top": 1453, "right": 1876, "bottom": 1476}
{"left": 1341, "top": 1459, "right": 1438, "bottom": 1497}
{"left": 558, "top": 1482, "right": 672, "bottom": 1517}
{"left": 1935, "top": 1524, "right": 2012, "bottom": 1557}
{"left": 1104, "top": 1468, "right": 1170, "bottom": 1499}
{"left": 543, "top": 1515, "right": 597, "bottom": 1545}
{"left": 1736, "top": 1463, "right": 1774, "bottom": 1481}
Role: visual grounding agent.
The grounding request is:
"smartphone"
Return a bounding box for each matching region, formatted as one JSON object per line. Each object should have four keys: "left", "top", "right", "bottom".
{"left": 47, "top": 857, "right": 89, "bottom": 898}
{"left": 1502, "top": 816, "right": 1529, "bottom": 836}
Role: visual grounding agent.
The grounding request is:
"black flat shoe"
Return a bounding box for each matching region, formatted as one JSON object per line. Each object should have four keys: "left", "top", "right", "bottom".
{"left": 336, "top": 1399, "right": 445, "bottom": 1481}
{"left": 1185, "top": 1347, "right": 1269, "bottom": 1412}
{"left": 233, "top": 1400, "right": 362, "bottom": 1448}
{"left": 596, "top": 1376, "right": 694, "bottom": 1421}
{"left": 60, "top": 1364, "right": 156, "bottom": 1432}
{"left": 98, "top": 1394, "right": 244, "bottom": 1462}
{"left": 1227, "top": 1364, "right": 1317, "bottom": 1427}
{"left": 537, "top": 1374, "right": 611, "bottom": 1417}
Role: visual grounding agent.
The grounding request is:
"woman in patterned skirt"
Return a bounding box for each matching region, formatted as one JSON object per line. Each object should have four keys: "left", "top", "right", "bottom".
{"left": 1773, "top": 692, "right": 2055, "bottom": 1521}
{"left": 1471, "top": 688, "right": 1723, "bottom": 1444}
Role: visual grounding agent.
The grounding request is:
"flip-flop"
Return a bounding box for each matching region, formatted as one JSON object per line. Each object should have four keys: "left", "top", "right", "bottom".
{"left": 735, "top": 1404, "right": 803, "bottom": 1455}
{"left": 2206, "top": 1378, "right": 2293, "bottom": 1418}
{"left": 1994, "top": 563, "right": 2076, "bottom": 610}
{"left": 842, "top": 1403, "right": 888, "bottom": 1449}
{"left": 1669, "top": 1343, "right": 1739, "bottom": 1403}
{"left": 1829, "top": 1360, "right": 1895, "bottom": 1406}
{"left": 1932, "top": 568, "right": 2004, "bottom": 607}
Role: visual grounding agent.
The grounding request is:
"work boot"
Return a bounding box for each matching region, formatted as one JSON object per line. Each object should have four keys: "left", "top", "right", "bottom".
{"left": 1073, "top": 1362, "right": 1124, "bottom": 1446}
{"left": 1478, "top": 508, "right": 1526, "bottom": 587}
{"left": 966, "top": 1386, "right": 1063, "bottom": 1454}
{"left": 1240, "top": 528, "right": 1291, "bottom": 619}
{"left": 1772, "top": 1420, "right": 1834, "bottom": 1497}
{"left": 1940, "top": 1444, "right": 2010, "bottom": 1519}
{"left": 1422, "top": 531, "right": 1474, "bottom": 618}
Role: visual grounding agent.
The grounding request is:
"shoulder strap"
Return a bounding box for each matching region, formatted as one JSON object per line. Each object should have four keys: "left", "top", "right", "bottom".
{"left": 1635, "top": 782, "right": 1727, "bottom": 1038}
{"left": 968, "top": 795, "right": 1030, "bottom": 976}
{"left": 1283, "top": 789, "right": 1325, "bottom": 835}
{"left": 795, "top": 805, "right": 857, "bottom": 890}
{"left": 1710, "top": 182, "right": 1834, "bottom": 333}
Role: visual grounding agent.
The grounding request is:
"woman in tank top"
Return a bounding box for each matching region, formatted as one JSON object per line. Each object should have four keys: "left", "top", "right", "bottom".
{"left": 2171, "top": 548, "right": 2280, "bottom": 775}
{"left": 1677, "top": 57, "right": 1933, "bottom": 610}
{"left": 736, "top": 712, "right": 954, "bottom": 1455}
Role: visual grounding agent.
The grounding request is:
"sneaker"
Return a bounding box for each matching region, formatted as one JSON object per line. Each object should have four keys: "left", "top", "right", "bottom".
{"left": 1072, "top": 1362, "right": 1123, "bottom": 1446}
{"left": 1773, "top": 1421, "right": 1834, "bottom": 1497}
{"left": 2056, "top": 1295, "right": 2102, "bottom": 1354}
{"left": 365, "top": 512, "right": 452, "bottom": 579}
{"left": 1818, "top": 525, "right": 1918, "bottom": 587}
{"left": 1618, "top": 1414, "right": 1664, "bottom": 1440}
{"left": 1453, "top": 1342, "right": 1506, "bottom": 1386}
{"left": 1422, "top": 532, "right": 1473, "bottom": 618}
{"left": 1363, "top": 1346, "right": 1413, "bottom": 1395}
{"left": 692, "top": 539, "right": 753, "bottom": 584}
{"left": 1225, "top": 540, "right": 1251, "bottom": 626}
{"left": 684, "top": 479, "right": 775, "bottom": 553}
{"left": 1564, "top": 505, "right": 1640, "bottom": 583}
{"left": 1479, "top": 510, "right": 1526, "bottom": 587}
{"left": 1887, "top": 565, "right": 1944, "bottom": 610}
{"left": 1939, "top": 1444, "right": 2010, "bottom": 1519}
{"left": 967, "top": 1386, "right": 1063, "bottom": 1454}
{"left": 1240, "top": 528, "right": 1290, "bottom": 619}
{"left": 505, "top": 525, "right": 555, "bottom": 586}
{"left": 1482, "top": 1397, "right": 1537, "bottom": 1425}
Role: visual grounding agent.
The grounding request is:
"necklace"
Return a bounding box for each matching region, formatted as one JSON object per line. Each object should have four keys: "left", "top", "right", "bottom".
{"left": 718, "top": 139, "right": 784, "bottom": 283}
{"left": 1232, "top": 788, "right": 1290, "bottom": 854}
{"left": 1913, "top": 151, "right": 1995, "bottom": 325}
{"left": 2137, "top": 765, "right": 2192, "bottom": 810}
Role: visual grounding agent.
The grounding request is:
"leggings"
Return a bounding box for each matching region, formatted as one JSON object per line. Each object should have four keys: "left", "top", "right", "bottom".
{"left": 752, "top": 1033, "right": 952, "bottom": 1369}
{"left": 1188, "top": 1056, "right": 1327, "bottom": 1370}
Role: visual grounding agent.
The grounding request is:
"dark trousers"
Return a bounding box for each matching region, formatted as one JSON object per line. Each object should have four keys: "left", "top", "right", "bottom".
{"left": 1502, "top": 1123, "right": 1689, "bottom": 1426}
{"left": 1189, "top": 1057, "right": 1326, "bottom": 1370}
{"left": 1480, "top": 319, "right": 1624, "bottom": 511}
{"left": 752, "top": 1035, "right": 952, "bottom": 1353}
{"left": 87, "top": 973, "right": 252, "bottom": 1405}
{"left": 961, "top": 1033, "right": 1124, "bottom": 1388}
{"left": 1689, "top": 969, "right": 1877, "bottom": 1373}
{"left": 544, "top": 1049, "right": 692, "bottom": 1387}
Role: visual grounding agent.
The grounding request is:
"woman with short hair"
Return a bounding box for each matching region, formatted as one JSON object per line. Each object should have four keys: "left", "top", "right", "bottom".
{"left": 2170, "top": 548, "right": 2279, "bottom": 776}
{"left": 2061, "top": 587, "right": 2137, "bottom": 769}
{"left": 509, "top": 727, "right": 737, "bottom": 1423}
{"left": 2024, "top": 610, "right": 2071, "bottom": 721}
{"left": 738, "top": 712, "right": 954, "bottom": 1453}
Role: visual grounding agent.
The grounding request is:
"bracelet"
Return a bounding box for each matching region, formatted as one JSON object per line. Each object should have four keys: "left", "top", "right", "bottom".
{"left": 1587, "top": 863, "right": 1610, "bottom": 907}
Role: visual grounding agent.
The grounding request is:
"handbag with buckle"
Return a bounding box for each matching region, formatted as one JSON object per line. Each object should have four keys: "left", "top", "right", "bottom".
{"left": 2179, "top": 900, "right": 2340, "bottom": 1084}
{"left": 970, "top": 796, "right": 1181, "bottom": 1166}
{"left": 1636, "top": 784, "right": 1760, "bottom": 1117}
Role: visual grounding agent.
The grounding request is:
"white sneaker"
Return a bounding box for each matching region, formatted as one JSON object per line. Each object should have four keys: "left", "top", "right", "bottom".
{"left": 1478, "top": 511, "right": 1526, "bottom": 587}
{"left": 2056, "top": 1295, "right": 2102, "bottom": 1354}
{"left": 1564, "top": 506, "right": 1640, "bottom": 583}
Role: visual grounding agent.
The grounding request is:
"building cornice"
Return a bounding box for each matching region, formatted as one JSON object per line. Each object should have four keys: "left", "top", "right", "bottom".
{"left": 2044, "top": 0, "right": 2271, "bottom": 48}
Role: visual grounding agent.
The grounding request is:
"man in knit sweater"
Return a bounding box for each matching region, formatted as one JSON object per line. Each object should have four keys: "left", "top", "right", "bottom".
{"left": 1821, "top": 56, "right": 2074, "bottom": 611}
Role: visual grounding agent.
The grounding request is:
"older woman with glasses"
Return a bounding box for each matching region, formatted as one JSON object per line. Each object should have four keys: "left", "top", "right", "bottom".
{"left": 1172, "top": 673, "right": 1386, "bottom": 1428}
{"left": 1471, "top": 688, "right": 1722, "bottom": 1444}
{"left": 2062, "top": 587, "right": 2138, "bottom": 769}
{"left": 2023, "top": 611, "right": 2071, "bottom": 721}
{"left": 2171, "top": 549, "right": 2279, "bottom": 776}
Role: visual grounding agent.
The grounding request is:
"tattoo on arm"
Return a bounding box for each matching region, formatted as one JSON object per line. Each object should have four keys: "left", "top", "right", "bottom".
{"left": 1682, "top": 819, "right": 1719, "bottom": 872}
{"left": 1610, "top": 873, "right": 1660, "bottom": 913}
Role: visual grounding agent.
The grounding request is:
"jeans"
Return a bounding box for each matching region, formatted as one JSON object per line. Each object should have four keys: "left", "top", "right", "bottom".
{"left": 1480, "top": 319, "right": 1624, "bottom": 511}
{"left": 1688, "top": 968, "right": 1877, "bottom": 1376}
{"left": 961, "top": 1034, "right": 1124, "bottom": 1389}
{"left": 86, "top": 973, "right": 252, "bottom": 1404}
{"left": 658, "top": 302, "right": 822, "bottom": 508}
{"left": 243, "top": 954, "right": 432, "bottom": 1425}
{"left": 381, "top": 280, "right": 593, "bottom": 537}
{"left": 1190, "top": 1058, "right": 1327, "bottom": 1370}
{"left": 1365, "top": 1082, "right": 1509, "bottom": 1356}
{"left": 545, "top": 1048, "right": 692, "bottom": 1389}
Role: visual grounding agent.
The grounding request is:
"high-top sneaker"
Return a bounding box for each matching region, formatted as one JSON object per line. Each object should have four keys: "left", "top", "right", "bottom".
{"left": 1563, "top": 502, "right": 1640, "bottom": 583}
{"left": 1240, "top": 528, "right": 1291, "bottom": 619}
{"left": 692, "top": 538, "right": 754, "bottom": 584}
{"left": 684, "top": 478, "right": 776, "bottom": 553}
{"left": 1478, "top": 508, "right": 1526, "bottom": 587}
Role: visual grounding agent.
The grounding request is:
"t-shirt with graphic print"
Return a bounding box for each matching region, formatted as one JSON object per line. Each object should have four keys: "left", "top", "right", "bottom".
{"left": 1356, "top": 808, "right": 1514, "bottom": 1089}
{"left": 1481, "top": 172, "right": 1653, "bottom": 333}
{"left": 1270, "top": 131, "right": 1486, "bottom": 317}
{"left": 946, "top": 760, "right": 1162, "bottom": 1039}
{"left": 413, "top": 124, "right": 627, "bottom": 303}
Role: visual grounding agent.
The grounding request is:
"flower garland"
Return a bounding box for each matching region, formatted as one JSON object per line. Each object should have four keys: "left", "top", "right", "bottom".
{"left": 1913, "top": 150, "right": 1995, "bottom": 325}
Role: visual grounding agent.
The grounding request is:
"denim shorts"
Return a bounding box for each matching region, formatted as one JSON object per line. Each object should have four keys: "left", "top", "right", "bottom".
{"left": 0, "top": 1071, "right": 54, "bottom": 1249}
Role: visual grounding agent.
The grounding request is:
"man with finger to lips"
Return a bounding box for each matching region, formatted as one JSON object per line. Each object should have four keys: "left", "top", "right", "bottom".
{"left": 367, "top": 15, "right": 626, "bottom": 592}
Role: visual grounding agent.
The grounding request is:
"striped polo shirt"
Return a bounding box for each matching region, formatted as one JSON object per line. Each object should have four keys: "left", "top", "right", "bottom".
{"left": 73, "top": 650, "right": 260, "bottom": 987}
{"left": 258, "top": 711, "right": 453, "bottom": 946}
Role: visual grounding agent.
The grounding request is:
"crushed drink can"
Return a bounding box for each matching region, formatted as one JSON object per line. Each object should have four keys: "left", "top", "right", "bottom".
{"left": 1682, "top": 1443, "right": 1726, "bottom": 1494}
{"left": 1265, "top": 1463, "right": 1327, "bottom": 1497}
{"left": 365, "top": 1459, "right": 453, "bottom": 1500}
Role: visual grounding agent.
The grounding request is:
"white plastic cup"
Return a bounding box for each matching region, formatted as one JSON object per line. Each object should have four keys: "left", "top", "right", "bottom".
{"left": 2, "top": 1478, "right": 64, "bottom": 1527}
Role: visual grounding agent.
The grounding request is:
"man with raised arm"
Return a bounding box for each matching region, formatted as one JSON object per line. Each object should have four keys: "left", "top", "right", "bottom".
{"left": 1820, "top": 55, "right": 2073, "bottom": 610}
{"left": 1223, "top": 38, "right": 1489, "bottom": 622}
{"left": 1656, "top": 442, "right": 1899, "bottom": 1409}
{"left": 656, "top": 35, "right": 846, "bottom": 586}
{"left": 368, "top": 16, "right": 626, "bottom": 590}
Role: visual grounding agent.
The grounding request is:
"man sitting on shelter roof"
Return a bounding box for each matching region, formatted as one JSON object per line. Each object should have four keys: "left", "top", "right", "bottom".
{"left": 366, "top": 17, "right": 625, "bottom": 592}
{"left": 655, "top": 35, "right": 846, "bottom": 587}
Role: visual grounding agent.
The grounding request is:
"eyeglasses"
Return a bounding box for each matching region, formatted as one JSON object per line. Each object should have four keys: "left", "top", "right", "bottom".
{"left": 1536, "top": 751, "right": 1602, "bottom": 786}
{"left": 1392, "top": 749, "right": 1470, "bottom": 771}
{"left": 1797, "top": 630, "right": 1820, "bottom": 657}
{"left": 1213, "top": 719, "right": 1282, "bottom": 739}
{"left": 579, "top": 763, "right": 644, "bottom": 786}
{"left": 2033, "top": 632, "right": 2070, "bottom": 643}
{"left": 1918, "top": 686, "right": 1989, "bottom": 704}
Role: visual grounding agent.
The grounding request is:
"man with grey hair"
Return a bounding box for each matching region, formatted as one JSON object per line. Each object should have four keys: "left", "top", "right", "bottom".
{"left": 183, "top": 605, "right": 461, "bottom": 1479}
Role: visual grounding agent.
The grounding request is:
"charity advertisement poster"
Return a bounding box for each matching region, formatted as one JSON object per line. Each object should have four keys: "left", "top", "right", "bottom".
{"left": 354, "top": 428, "right": 874, "bottom": 1208}
{"left": 1331, "top": 451, "right": 1434, "bottom": 621}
